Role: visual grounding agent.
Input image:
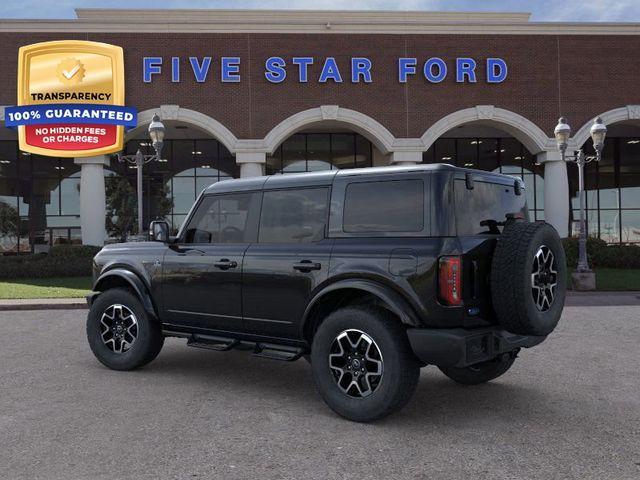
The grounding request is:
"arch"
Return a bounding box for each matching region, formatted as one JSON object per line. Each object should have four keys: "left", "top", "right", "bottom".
{"left": 420, "top": 105, "right": 552, "bottom": 154}
{"left": 263, "top": 106, "right": 396, "bottom": 155}
{"left": 127, "top": 106, "right": 239, "bottom": 154}
{"left": 572, "top": 105, "right": 640, "bottom": 148}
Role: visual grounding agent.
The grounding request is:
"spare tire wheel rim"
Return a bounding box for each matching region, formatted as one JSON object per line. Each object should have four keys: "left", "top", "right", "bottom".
{"left": 328, "top": 329, "right": 384, "bottom": 398}
{"left": 99, "top": 304, "right": 139, "bottom": 353}
{"left": 531, "top": 245, "right": 558, "bottom": 312}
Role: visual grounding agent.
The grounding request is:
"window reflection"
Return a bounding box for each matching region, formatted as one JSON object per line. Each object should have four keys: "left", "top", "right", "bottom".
{"left": 267, "top": 133, "right": 372, "bottom": 174}
{"left": 423, "top": 136, "right": 544, "bottom": 223}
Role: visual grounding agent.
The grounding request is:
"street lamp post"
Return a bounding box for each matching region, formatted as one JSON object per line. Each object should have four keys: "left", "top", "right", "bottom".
{"left": 117, "top": 114, "right": 166, "bottom": 237}
{"left": 554, "top": 116, "right": 607, "bottom": 274}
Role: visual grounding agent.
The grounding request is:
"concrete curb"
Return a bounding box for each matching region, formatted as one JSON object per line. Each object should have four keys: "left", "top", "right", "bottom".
{"left": 565, "top": 291, "right": 640, "bottom": 307}
{"left": 0, "top": 298, "right": 88, "bottom": 311}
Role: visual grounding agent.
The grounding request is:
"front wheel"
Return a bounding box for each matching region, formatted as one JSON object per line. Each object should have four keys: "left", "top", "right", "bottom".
{"left": 438, "top": 353, "right": 516, "bottom": 385}
{"left": 311, "top": 306, "right": 420, "bottom": 422}
{"left": 87, "top": 288, "right": 164, "bottom": 371}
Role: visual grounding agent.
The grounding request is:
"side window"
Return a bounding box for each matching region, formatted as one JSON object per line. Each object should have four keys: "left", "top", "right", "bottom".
{"left": 259, "top": 188, "right": 329, "bottom": 243}
{"left": 184, "top": 192, "right": 260, "bottom": 243}
{"left": 454, "top": 180, "right": 528, "bottom": 235}
{"left": 343, "top": 179, "right": 424, "bottom": 233}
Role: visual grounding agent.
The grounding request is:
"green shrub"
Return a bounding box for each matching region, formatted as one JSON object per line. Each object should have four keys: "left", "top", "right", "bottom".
{"left": 0, "top": 245, "right": 101, "bottom": 279}
{"left": 562, "top": 237, "right": 640, "bottom": 269}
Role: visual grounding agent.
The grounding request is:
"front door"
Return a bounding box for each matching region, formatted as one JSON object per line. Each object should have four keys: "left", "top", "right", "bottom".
{"left": 161, "top": 191, "right": 261, "bottom": 332}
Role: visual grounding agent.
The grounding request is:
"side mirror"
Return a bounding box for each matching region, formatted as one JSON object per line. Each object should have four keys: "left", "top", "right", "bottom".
{"left": 149, "top": 220, "right": 169, "bottom": 243}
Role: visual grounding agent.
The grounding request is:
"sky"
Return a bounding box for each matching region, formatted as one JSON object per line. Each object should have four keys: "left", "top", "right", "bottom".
{"left": 0, "top": 0, "right": 639, "bottom": 22}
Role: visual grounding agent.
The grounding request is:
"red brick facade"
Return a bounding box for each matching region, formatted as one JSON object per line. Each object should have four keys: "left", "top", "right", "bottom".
{"left": 0, "top": 31, "right": 638, "bottom": 140}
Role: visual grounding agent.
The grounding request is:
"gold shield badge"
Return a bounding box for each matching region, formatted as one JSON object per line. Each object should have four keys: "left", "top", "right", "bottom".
{"left": 15, "top": 40, "right": 126, "bottom": 157}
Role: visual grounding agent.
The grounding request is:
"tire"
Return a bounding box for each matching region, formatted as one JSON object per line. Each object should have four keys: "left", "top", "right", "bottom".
{"left": 439, "top": 354, "right": 516, "bottom": 385}
{"left": 491, "top": 221, "right": 567, "bottom": 336}
{"left": 310, "top": 306, "right": 420, "bottom": 422}
{"left": 86, "top": 288, "right": 164, "bottom": 371}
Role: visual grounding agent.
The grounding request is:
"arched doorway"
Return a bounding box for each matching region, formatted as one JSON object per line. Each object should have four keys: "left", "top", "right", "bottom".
{"left": 422, "top": 123, "right": 546, "bottom": 221}
{"left": 262, "top": 106, "right": 394, "bottom": 174}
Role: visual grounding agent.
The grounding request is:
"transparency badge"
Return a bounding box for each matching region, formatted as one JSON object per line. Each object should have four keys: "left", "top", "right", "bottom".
{"left": 5, "top": 40, "right": 137, "bottom": 157}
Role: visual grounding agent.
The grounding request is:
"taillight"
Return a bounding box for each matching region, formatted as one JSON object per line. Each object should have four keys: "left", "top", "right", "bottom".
{"left": 438, "top": 256, "right": 462, "bottom": 306}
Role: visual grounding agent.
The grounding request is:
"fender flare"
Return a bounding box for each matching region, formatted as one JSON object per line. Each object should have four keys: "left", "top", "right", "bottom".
{"left": 92, "top": 268, "right": 158, "bottom": 320}
{"left": 301, "top": 279, "right": 421, "bottom": 337}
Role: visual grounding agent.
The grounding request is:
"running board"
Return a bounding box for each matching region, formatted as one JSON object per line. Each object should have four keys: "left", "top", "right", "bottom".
{"left": 187, "top": 334, "right": 238, "bottom": 351}
{"left": 253, "top": 342, "right": 304, "bottom": 362}
{"left": 184, "top": 334, "right": 305, "bottom": 361}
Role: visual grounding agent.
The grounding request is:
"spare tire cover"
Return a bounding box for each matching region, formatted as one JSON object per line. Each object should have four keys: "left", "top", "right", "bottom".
{"left": 490, "top": 221, "right": 567, "bottom": 336}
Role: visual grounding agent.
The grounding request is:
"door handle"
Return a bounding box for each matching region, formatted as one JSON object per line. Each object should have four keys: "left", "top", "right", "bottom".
{"left": 213, "top": 259, "right": 238, "bottom": 270}
{"left": 293, "top": 261, "right": 321, "bottom": 272}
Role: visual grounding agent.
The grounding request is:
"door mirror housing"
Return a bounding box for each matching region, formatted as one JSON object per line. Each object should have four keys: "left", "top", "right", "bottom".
{"left": 149, "top": 220, "right": 169, "bottom": 243}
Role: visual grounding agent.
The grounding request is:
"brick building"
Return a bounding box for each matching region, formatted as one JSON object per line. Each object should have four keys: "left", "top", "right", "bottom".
{"left": 0, "top": 9, "right": 639, "bottom": 250}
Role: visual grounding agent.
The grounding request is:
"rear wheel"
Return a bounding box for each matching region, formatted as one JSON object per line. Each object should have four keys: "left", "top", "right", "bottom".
{"left": 87, "top": 288, "right": 164, "bottom": 371}
{"left": 311, "top": 306, "right": 420, "bottom": 422}
{"left": 439, "top": 353, "right": 516, "bottom": 385}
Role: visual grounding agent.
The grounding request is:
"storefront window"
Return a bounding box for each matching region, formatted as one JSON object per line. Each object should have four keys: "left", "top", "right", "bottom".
{"left": 112, "top": 138, "right": 240, "bottom": 235}
{"left": 267, "top": 133, "right": 373, "bottom": 174}
{"left": 422, "top": 136, "right": 544, "bottom": 221}
{"left": 567, "top": 136, "right": 640, "bottom": 244}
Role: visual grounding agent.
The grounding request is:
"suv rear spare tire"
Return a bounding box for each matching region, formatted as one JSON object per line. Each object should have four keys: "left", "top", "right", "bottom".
{"left": 491, "top": 221, "right": 566, "bottom": 336}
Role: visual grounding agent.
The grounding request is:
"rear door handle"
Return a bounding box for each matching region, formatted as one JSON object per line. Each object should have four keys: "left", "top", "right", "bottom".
{"left": 213, "top": 259, "right": 238, "bottom": 270}
{"left": 293, "top": 261, "right": 321, "bottom": 272}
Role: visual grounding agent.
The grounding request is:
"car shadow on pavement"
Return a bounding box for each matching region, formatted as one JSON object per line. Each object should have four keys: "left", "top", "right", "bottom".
{"left": 98, "top": 341, "right": 592, "bottom": 428}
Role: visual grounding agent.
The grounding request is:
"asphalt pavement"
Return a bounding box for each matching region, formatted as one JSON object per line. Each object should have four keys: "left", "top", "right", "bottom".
{"left": 0, "top": 305, "right": 639, "bottom": 480}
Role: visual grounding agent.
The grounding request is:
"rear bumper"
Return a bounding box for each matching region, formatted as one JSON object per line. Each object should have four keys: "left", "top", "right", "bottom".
{"left": 406, "top": 326, "right": 546, "bottom": 368}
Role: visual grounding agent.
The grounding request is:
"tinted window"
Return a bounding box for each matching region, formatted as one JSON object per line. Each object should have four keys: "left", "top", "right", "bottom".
{"left": 184, "top": 192, "right": 260, "bottom": 243}
{"left": 343, "top": 180, "right": 424, "bottom": 233}
{"left": 259, "top": 188, "right": 329, "bottom": 243}
{"left": 454, "top": 179, "right": 528, "bottom": 235}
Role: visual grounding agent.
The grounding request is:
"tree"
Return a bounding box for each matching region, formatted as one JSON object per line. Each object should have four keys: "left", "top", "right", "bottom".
{"left": 105, "top": 176, "right": 137, "bottom": 241}
{"left": 0, "top": 201, "right": 20, "bottom": 252}
{"left": 105, "top": 176, "right": 173, "bottom": 241}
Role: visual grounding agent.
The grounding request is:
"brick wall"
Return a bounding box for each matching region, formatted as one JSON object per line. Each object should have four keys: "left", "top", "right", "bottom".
{"left": 0, "top": 32, "right": 638, "bottom": 140}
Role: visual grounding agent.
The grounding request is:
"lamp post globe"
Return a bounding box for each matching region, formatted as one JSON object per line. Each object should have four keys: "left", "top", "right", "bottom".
{"left": 148, "top": 113, "right": 166, "bottom": 158}
{"left": 590, "top": 116, "right": 607, "bottom": 154}
{"left": 554, "top": 117, "right": 571, "bottom": 155}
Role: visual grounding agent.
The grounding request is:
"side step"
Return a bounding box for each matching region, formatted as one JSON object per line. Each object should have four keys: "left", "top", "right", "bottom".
{"left": 253, "top": 342, "right": 305, "bottom": 362}
{"left": 185, "top": 334, "right": 305, "bottom": 361}
{"left": 187, "top": 334, "right": 239, "bottom": 351}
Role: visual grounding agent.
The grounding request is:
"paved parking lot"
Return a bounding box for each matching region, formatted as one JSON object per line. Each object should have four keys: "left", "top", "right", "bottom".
{"left": 0, "top": 305, "right": 639, "bottom": 480}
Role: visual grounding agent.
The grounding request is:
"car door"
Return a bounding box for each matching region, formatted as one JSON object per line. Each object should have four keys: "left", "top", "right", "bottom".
{"left": 161, "top": 191, "right": 261, "bottom": 332}
{"left": 242, "top": 186, "right": 333, "bottom": 339}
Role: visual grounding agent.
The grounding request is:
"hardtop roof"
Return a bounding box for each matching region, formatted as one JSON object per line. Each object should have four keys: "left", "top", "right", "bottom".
{"left": 202, "top": 163, "right": 521, "bottom": 194}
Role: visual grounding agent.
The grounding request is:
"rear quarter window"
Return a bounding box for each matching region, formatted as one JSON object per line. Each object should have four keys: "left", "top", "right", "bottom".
{"left": 454, "top": 179, "right": 528, "bottom": 235}
{"left": 343, "top": 179, "right": 424, "bottom": 233}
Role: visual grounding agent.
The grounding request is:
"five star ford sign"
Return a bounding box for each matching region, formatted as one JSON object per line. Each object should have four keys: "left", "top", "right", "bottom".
{"left": 4, "top": 40, "right": 137, "bottom": 157}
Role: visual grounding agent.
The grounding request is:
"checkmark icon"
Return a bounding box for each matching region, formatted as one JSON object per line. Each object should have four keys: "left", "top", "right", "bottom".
{"left": 62, "top": 64, "right": 80, "bottom": 79}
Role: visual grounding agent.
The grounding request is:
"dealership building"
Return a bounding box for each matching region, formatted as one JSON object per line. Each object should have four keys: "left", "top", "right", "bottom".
{"left": 0, "top": 8, "right": 639, "bottom": 251}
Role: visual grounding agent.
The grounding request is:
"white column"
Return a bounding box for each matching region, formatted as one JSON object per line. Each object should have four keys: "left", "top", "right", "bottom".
{"left": 74, "top": 155, "right": 109, "bottom": 246}
{"left": 537, "top": 151, "right": 569, "bottom": 238}
{"left": 390, "top": 151, "right": 422, "bottom": 165}
{"left": 236, "top": 152, "right": 266, "bottom": 178}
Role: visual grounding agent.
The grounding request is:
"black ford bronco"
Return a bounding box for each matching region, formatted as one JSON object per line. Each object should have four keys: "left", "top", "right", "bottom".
{"left": 86, "top": 164, "right": 566, "bottom": 422}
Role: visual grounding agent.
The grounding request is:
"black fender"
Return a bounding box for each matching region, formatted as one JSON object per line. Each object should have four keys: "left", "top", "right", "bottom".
{"left": 91, "top": 268, "right": 158, "bottom": 320}
{"left": 301, "top": 279, "right": 421, "bottom": 338}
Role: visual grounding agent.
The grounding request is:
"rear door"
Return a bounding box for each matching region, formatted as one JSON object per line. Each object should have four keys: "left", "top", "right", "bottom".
{"left": 161, "top": 191, "right": 261, "bottom": 332}
{"left": 242, "top": 186, "right": 333, "bottom": 338}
